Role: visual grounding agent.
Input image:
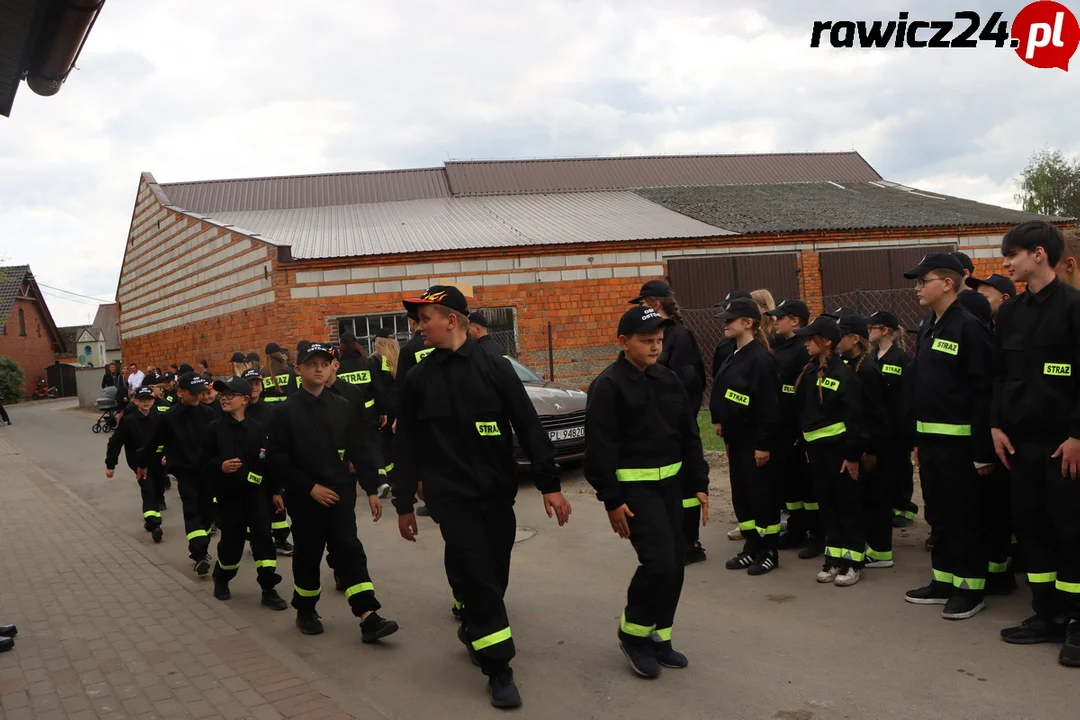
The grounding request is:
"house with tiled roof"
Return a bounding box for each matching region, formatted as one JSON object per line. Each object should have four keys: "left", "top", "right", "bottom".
{"left": 0, "top": 265, "right": 64, "bottom": 396}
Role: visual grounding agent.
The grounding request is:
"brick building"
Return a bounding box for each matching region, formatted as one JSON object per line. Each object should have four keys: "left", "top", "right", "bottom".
{"left": 0, "top": 265, "right": 65, "bottom": 396}
{"left": 116, "top": 152, "right": 1073, "bottom": 387}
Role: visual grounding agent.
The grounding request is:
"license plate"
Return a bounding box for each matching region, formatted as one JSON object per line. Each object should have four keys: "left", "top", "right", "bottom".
{"left": 549, "top": 426, "right": 584, "bottom": 442}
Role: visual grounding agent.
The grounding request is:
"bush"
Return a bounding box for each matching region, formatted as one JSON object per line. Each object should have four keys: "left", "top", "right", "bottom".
{"left": 0, "top": 356, "right": 25, "bottom": 403}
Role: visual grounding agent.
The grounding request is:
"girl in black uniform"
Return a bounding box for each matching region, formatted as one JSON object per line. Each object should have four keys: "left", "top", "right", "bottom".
{"left": 243, "top": 368, "right": 293, "bottom": 555}
{"left": 793, "top": 317, "right": 867, "bottom": 587}
{"left": 370, "top": 328, "right": 400, "bottom": 494}
{"left": 711, "top": 298, "right": 782, "bottom": 575}
{"left": 261, "top": 343, "right": 293, "bottom": 405}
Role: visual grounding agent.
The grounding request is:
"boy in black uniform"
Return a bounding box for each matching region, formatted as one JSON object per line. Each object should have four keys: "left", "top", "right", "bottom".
{"left": 395, "top": 286, "right": 571, "bottom": 709}
{"left": 902, "top": 254, "right": 995, "bottom": 620}
{"left": 204, "top": 377, "right": 288, "bottom": 611}
{"left": 867, "top": 311, "right": 916, "bottom": 530}
{"left": 396, "top": 311, "right": 434, "bottom": 516}
{"left": 106, "top": 386, "right": 165, "bottom": 542}
{"left": 140, "top": 372, "right": 218, "bottom": 575}
{"left": 267, "top": 342, "right": 398, "bottom": 642}
{"left": 587, "top": 304, "right": 708, "bottom": 677}
{"left": 242, "top": 368, "right": 293, "bottom": 555}
{"left": 468, "top": 312, "right": 507, "bottom": 357}
{"left": 992, "top": 221, "right": 1080, "bottom": 666}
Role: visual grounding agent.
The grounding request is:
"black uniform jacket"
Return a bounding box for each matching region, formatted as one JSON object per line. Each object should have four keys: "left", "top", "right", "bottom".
{"left": 139, "top": 401, "right": 218, "bottom": 474}
{"left": 393, "top": 338, "right": 558, "bottom": 514}
{"left": 370, "top": 353, "right": 397, "bottom": 419}
{"left": 794, "top": 354, "right": 866, "bottom": 463}
{"left": 106, "top": 407, "right": 160, "bottom": 471}
{"left": 337, "top": 352, "right": 388, "bottom": 422}
{"left": 709, "top": 339, "right": 781, "bottom": 452}
{"left": 397, "top": 331, "right": 432, "bottom": 383}
{"left": 842, "top": 352, "right": 891, "bottom": 457}
{"left": 476, "top": 334, "right": 507, "bottom": 358}
{"left": 991, "top": 277, "right": 1080, "bottom": 440}
{"left": 245, "top": 399, "right": 276, "bottom": 427}
{"left": 772, "top": 334, "right": 809, "bottom": 433}
{"left": 660, "top": 322, "right": 706, "bottom": 412}
{"left": 875, "top": 344, "right": 913, "bottom": 448}
{"left": 260, "top": 366, "right": 295, "bottom": 404}
{"left": 911, "top": 301, "right": 994, "bottom": 462}
{"left": 267, "top": 387, "right": 381, "bottom": 497}
{"left": 203, "top": 415, "right": 277, "bottom": 494}
{"left": 584, "top": 353, "right": 709, "bottom": 512}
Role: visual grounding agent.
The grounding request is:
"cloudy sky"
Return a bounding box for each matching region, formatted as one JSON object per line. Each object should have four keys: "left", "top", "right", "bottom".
{"left": 1, "top": 0, "right": 1077, "bottom": 326}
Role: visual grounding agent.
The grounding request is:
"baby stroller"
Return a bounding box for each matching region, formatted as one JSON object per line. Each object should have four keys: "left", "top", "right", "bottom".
{"left": 93, "top": 386, "right": 120, "bottom": 434}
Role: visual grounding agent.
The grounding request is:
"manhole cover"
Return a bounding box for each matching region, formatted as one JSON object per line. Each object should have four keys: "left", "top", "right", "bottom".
{"left": 515, "top": 526, "right": 537, "bottom": 544}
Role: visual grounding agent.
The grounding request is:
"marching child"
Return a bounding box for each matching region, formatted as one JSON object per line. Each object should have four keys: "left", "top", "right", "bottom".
{"left": 106, "top": 386, "right": 165, "bottom": 542}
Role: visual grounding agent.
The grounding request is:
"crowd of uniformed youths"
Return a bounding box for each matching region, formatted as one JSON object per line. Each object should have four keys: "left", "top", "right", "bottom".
{"left": 97, "top": 220, "right": 1080, "bottom": 708}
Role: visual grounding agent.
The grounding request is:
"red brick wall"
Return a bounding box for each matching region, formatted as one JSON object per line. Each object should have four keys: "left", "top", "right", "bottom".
{"left": 0, "top": 298, "right": 61, "bottom": 396}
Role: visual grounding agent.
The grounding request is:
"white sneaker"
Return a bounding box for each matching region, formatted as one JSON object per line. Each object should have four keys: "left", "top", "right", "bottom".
{"left": 865, "top": 559, "right": 894, "bottom": 569}
{"left": 816, "top": 566, "right": 840, "bottom": 583}
{"left": 378, "top": 483, "right": 392, "bottom": 498}
{"left": 727, "top": 526, "right": 743, "bottom": 541}
{"left": 835, "top": 567, "right": 863, "bottom": 587}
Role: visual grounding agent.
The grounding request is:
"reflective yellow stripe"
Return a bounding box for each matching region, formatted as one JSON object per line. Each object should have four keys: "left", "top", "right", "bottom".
{"left": 932, "top": 338, "right": 959, "bottom": 355}
{"left": 802, "top": 422, "right": 846, "bottom": 442}
{"left": 217, "top": 559, "right": 241, "bottom": 571}
{"left": 271, "top": 521, "right": 289, "bottom": 530}
{"left": 156, "top": 406, "right": 169, "bottom": 412}
{"left": 724, "top": 389, "right": 750, "bottom": 406}
{"left": 384, "top": 463, "right": 395, "bottom": 473}
{"left": 1056, "top": 579, "right": 1080, "bottom": 594}
{"left": 186, "top": 530, "right": 208, "bottom": 540}
{"left": 476, "top": 421, "right": 501, "bottom": 436}
{"left": 213, "top": 497, "right": 217, "bottom": 504}
{"left": 294, "top": 585, "right": 321, "bottom": 597}
{"left": 682, "top": 497, "right": 701, "bottom": 509}
{"left": 415, "top": 347, "right": 434, "bottom": 363}
{"left": 615, "top": 461, "right": 682, "bottom": 482}
{"left": 1029, "top": 572, "right": 1057, "bottom": 583}
{"left": 842, "top": 548, "right": 866, "bottom": 562}
{"left": 785, "top": 501, "right": 804, "bottom": 511}
{"left": 781, "top": 384, "right": 796, "bottom": 394}
{"left": 933, "top": 568, "right": 954, "bottom": 584}
{"left": 803, "top": 501, "right": 820, "bottom": 511}
{"left": 916, "top": 421, "right": 972, "bottom": 437}
{"left": 381, "top": 356, "right": 391, "bottom": 371}
{"left": 816, "top": 377, "right": 840, "bottom": 391}
{"left": 825, "top": 546, "right": 842, "bottom": 558}
{"left": 344, "top": 582, "right": 375, "bottom": 598}
{"left": 263, "top": 396, "right": 287, "bottom": 403}
{"left": 262, "top": 374, "right": 290, "bottom": 390}
{"left": 453, "top": 598, "right": 464, "bottom": 610}
{"left": 757, "top": 523, "right": 782, "bottom": 536}
{"left": 143, "top": 511, "right": 161, "bottom": 519}
{"left": 254, "top": 559, "right": 277, "bottom": 569}
{"left": 1044, "top": 363, "right": 1072, "bottom": 376}
{"left": 339, "top": 370, "right": 372, "bottom": 385}
{"left": 654, "top": 627, "right": 672, "bottom": 642}
{"left": 619, "top": 613, "right": 654, "bottom": 638}
{"left": 738, "top": 520, "right": 757, "bottom": 532}
{"left": 472, "top": 627, "right": 513, "bottom": 650}
{"left": 953, "top": 576, "right": 986, "bottom": 591}
{"left": 866, "top": 548, "right": 893, "bottom": 561}
{"left": 247, "top": 472, "right": 262, "bottom": 485}
{"left": 988, "top": 560, "right": 1011, "bottom": 573}
{"left": 155, "top": 445, "right": 165, "bottom": 453}
{"left": 364, "top": 398, "right": 375, "bottom": 409}
{"left": 881, "top": 364, "right": 902, "bottom": 376}
{"left": 338, "top": 449, "right": 345, "bottom": 460}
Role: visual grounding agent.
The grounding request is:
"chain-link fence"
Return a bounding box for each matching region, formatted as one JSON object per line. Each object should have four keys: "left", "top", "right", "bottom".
{"left": 488, "top": 329, "right": 519, "bottom": 358}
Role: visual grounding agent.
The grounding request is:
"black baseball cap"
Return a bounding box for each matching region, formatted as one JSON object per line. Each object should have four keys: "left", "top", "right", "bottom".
{"left": 177, "top": 363, "right": 194, "bottom": 375}
{"left": 958, "top": 289, "right": 993, "bottom": 326}
{"left": 341, "top": 333, "right": 357, "bottom": 345}
{"left": 822, "top": 306, "right": 857, "bottom": 319}
{"left": 793, "top": 316, "right": 842, "bottom": 345}
{"left": 618, "top": 305, "right": 672, "bottom": 336}
{"left": 406, "top": 310, "right": 419, "bottom": 322}
{"left": 903, "top": 253, "right": 964, "bottom": 279}
{"left": 468, "top": 312, "right": 489, "bottom": 328}
{"left": 867, "top": 310, "right": 900, "bottom": 330}
{"left": 229, "top": 351, "right": 246, "bottom": 363}
{"left": 628, "top": 280, "right": 673, "bottom": 304}
{"left": 766, "top": 298, "right": 810, "bottom": 324}
{"left": 241, "top": 368, "right": 262, "bottom": 382}
{"left": 245, "top": 352, "right": 259, "bottom": 363}
{"left": 133, "top": 386, "right": 154, "bottom": 399}
{"left": 965, "top": 273, "right": 1016, "bottom": 297}
{"left": 265, "top": 342, "right": 282, "bottom": 355}
{"left": 297, "top": 342, "right": 334, "bottom": 363}
{"left": 952, "top": 251, "right": 975, "bottom": 274}
{"left": 296, "top": 340, "right": 309, "bottom": 351}
{"left": 178, "top": 372, "right": 209, "bottom": 393}
{"left": 141, "top": 373, "right": 164, "bottom": 387}
{"left": 714, "top": 297, "right": 761, "bottom": 322}
{"left": 162, "top": 372, "right": 176, "bottom": 382}
{"left": 403, "top": 285, "right": 469, "bottom": 315}
{"left": 374, "top": 327, "right": 394, "bottom": 338}
{"left": 837, "top": 314, "right": 869, "bottom": 339}
{"left": 213, "top": 377, "right": 251, "bottom": 397}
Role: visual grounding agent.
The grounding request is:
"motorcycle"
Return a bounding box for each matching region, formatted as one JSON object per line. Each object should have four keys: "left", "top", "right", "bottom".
{"left": 31, "top": 379, "right": 59, "bottom": 400}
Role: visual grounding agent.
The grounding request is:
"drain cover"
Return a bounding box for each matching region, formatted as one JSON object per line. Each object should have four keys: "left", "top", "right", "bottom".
{"left": 515, "top": 526, "right": 537, "bottom": 543}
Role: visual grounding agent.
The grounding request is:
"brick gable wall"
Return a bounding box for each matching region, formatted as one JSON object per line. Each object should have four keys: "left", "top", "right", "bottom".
{"left": 0, "top": 297, "right": 61, "bottom": 396}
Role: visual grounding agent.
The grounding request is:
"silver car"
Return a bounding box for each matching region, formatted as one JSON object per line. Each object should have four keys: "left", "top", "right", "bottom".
{"left": 506, "top": 357, "right": 587, "bottom": 465}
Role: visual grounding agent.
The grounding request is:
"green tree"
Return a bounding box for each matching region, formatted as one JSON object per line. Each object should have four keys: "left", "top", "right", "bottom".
{"left": 0, "top": 356, "right": 24, "bottom": 403}
{"left": 1015, "top": 148, "right": 1080, "bottom": 218}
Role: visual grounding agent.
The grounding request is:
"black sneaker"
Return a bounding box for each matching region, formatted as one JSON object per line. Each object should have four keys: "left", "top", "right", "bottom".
{"left": 685, "top": 544, "right": 707, "bottom": 565}
{"left": 194, "top": 555, "right": 211, "bottom": 577}
{"left": 798, "top": 537, "right": 825, "bottom": 560}
{"left": 416, "top": 505, "right": 432, "bottom": 517}
{"left": 261, "top": 589, "right": 288, "bottom": 611}
{"left": 151, "top": 527, "right": 163, "bottom": 543}
{"left": 905, "top": 583, "right": 951, "bottom": 605}
{"left": 747, "top": 553, "right": 778, "bottom": 576}
{"left": 360, "top": 612, "right": 399, "bottom": 644}
{"left": 0, "top": 637, "right": 12, "bottom": 654}
{"left": 652, "top": 640, "right": 688, "bottom": 668}
{"left": 725, "top": 552, "right": 754, "bottom": 570}
{"left": 1001, "top": 615, "right": 1067, "bottom": 645}
{"left": 458, "top": 624, "right": 481, "bottom": 666}
{"left": 1060, "top": 621, "right": 1080, "bottom": 667}
{"left": 213, "top": 580, "right": 231, "bottom": 601}
{"left": 619, "top": 641, "right": 661, "bottom": 679}
{"left": 488, "top": 669, "right": 522, "bottom": 709}
{"left": 0, "top": 624, "right": 16, "bottom": 638}
{"left": 296, "top": 611, "right": 324, "bottom": 635}
{"left": 892, "top": 515, "right": 908, "bottom": 528}
{"left": 942, "top": 594, "right": 986, "bottom": 620}
{"left": 986, "top": 573, "right": 1018, "bottom": 596}
{"left": 275, "top": 540, "right": 294, "bottom": 557}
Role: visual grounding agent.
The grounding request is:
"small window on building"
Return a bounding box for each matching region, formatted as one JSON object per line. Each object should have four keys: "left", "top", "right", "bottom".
{"left": 338, "top": 307, "right": 519, "bottom": 357}
{"left": 18, "top": 308, "right": 26, "bottom": 336}
{"left": 36, "top": 323, "right": 41, "bottom": 338}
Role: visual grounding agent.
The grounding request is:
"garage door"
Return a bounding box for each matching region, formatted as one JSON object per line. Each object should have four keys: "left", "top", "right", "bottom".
{"left": 667, "top": 252, "right": 799, "bottom": 309}
{"left": 819, "top": 244, "right": 956, "bottom": 295}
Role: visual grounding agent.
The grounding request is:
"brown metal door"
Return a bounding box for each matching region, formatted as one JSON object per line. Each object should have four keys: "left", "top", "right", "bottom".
{"left": 668, "top": 253, "right": 799, "bottom": 308}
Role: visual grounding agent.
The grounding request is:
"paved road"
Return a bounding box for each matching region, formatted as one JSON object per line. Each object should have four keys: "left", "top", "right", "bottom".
{"left": 2, "top": 399, "right": 1074, "bottom": 719}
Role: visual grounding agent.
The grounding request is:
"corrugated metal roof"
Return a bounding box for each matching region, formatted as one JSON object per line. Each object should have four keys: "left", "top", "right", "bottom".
{"left": 160, "top": 167, "right": 451, "bottom": 214}
{"left": 636, "top": 181, "right": 1072, "bottom": 234}
{"left": 445, "top": 152, "right": 882, "bottom": 196}
{"left": 204, "top": 192, "right": 731, "bottom": 259}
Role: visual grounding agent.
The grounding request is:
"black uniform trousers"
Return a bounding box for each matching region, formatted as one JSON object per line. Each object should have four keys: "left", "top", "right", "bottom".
{"left": 919, "top": 436, "right": 988, "bottom": 596}
{"left": 680, "top": 474, "right": 702, "bottom": 552}
{"left": 1010, "top": 436, "right": 1080, "bottom": 621}
{"left": 137, "top": 470, "right": 162, "bottom": 532}
{"left": 984, "top": 464, "right": 1013, "bottom": 585}
{"left": 618, "top": 480, "right": 685, "bottom": 648}
{"left": 213, "top": 489, "right": 281, "bottom": 591}
{"left": 808, "top": 442, "right": 865, "bottom": 570}
{"left": 289, "top": 482, "right": 380, "bottom": 616}
{"left": 175, "top": 470, "right": 214, "bottom": 560}
{"left": 728, "top": 438, "right": 781, "bottom": 557}
{"left": 780, "top": 437, "right": 819, "bottom": 539}
{"left": 865, "top": 446, "right": 901, "bottom": 563}
{"left": 436, "top": 498, "right": 516, "bottom": 675}
{"left": 887, "top": 445, "right": 917, "bottom": 522}
{"left": 380, "top": 424, "right": 396, "bottom": 484}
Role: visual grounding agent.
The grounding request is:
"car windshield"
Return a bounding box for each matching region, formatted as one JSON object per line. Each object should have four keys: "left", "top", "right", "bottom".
{"left": 506, "top": 357, "right": 542, "bottom": 383}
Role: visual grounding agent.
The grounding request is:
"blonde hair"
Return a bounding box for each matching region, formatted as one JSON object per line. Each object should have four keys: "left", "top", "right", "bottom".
{"left": 751, "top": 289, "right": 777, "bottom": 335}
{"left": 231, "top": 362, "right": 249, "bottom": 378}
{"left": 645, "top": 295, "right": 684, "bottom": 324}
{"left": 374, "top": 336, "right": 400, "bottom": 378}
{"left": 847, "top": 335, "right": 872, "bottom": 372}
{"left": 874, "top": 326, "right": 908, "bottom": 353}
{"left": 266, "top": 352, "right": 289, "bottom": 392}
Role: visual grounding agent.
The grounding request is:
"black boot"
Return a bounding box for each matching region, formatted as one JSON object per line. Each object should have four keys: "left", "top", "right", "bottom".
{"left": 360, "top": 612, "right": 399, "bottom": 644}
{"left": 652, "top": 640, "right": 688, "bottom": 668}
{"left": 0, "top": 636, "right": 12, "bottom": 654}
{"left": 213, "top": 579, "right": 231, "bottom": 601}
{"left": 261, "top": 589, "right": 287, "bottom": 611}
{"left": 619, "top": 641, "right": 660, "bottom": 678}
{"left": 151, "top": 526, "right": 163, "bottom": 543}
{"left": 1060, "top": 621, "right": 1080, "bottom": 667}
{"left": 488, "top": 668, "right": 522, "bottom": 709}
{"left": 0, "top": 624, "right": 16, "bottom": 638}
{"left": 798, "top": 535, "right": 825, "bottom": 560}
{"left": 296, "top": 610, "right": 324, "bottom": 635}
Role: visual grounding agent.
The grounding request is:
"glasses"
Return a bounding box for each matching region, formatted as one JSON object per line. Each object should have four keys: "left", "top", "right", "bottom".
{"left": 916, "top": 276, "right": 946, "bottom": 288}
